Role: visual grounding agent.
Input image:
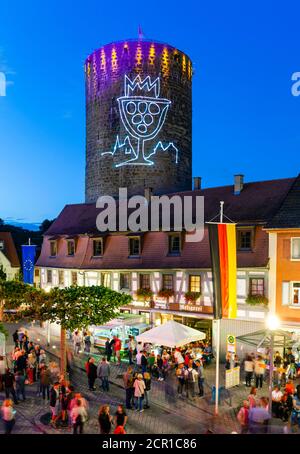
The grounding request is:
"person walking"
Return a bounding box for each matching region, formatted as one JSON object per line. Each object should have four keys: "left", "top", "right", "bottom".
{"left": 195, "top": 359, "right": 205, "bottom": 397}
{"left": 244, "top": 355, "right": 254, "bottom": 387}
{"left": 133, "top": 373, "right": 146, "bottom": 412}
{"left": 237, "top": 400, "right": 249, "bottom": 434}
{"left": 15, "top": 371, "right": 26, "bottom": 401}
{"left": 40, "top": 365, "right": 51, "bottom": 400}
{"left": 123, "top": 366, "right": 134, "bottom": 409}
{"left": 87, "top": 357, "right": 97, "bottom": 391}
{"left": 114, "top": 404, "right": 128, "bottom": 430}
{"left": 248, "top": 386, "right": 258, "bottom": 409}
{"left": 248, "top": 398, "right": 271, "bottom": 434}
{"left": 73, "top": 331, "right": 82, "bottom": 355}
{"left": 84, "top": 332, "right": 91, "bottom": 353}
{"left": 98, "top": 405, "right": 113, "bottom": 434}
{"left": 185, "top": 361, "right": 198, "bottom": 399}
{"left": 176, "top": 363, "right": 186, "bottom": 397}
{"left": 12, "top": 330, "right": 19, "bottom": 348}
{"left": 105, "top": 338, "right": 112, "bottom": 362}
{"left": 71, "top": 399, "right": 88, "bottom": 434}
{"left": 143, "top": 372, "right": 151, "bottom": 409}
{"left": 114, "top": 336, "right": 122, "bottom": 365}
{"left": 128, "top": 336, "right": 136, "bottom": 365}
{"left": 97, "top": 357, "right": 110, "bottom": 391}
{"left": 1, "top": 400, "right": 16, "bottom": 434}
{"left": 254, "top": 356, "right": 265, "bottom": 389}
{"left": 49, "top": 382, "right": 60, "bottom": 427}
{"left": 141, "top": 351, "right": 148, "bottom": 374}
{"left": 3, "top": 369, "right": 18, "bottom": 404}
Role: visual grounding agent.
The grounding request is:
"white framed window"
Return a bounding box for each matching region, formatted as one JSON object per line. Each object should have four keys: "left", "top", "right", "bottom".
{"left": 291, "top": 282, "right": 300, "bottom": 306}
{"left": 291, "top": 238, "right": 300, "bottom": 260}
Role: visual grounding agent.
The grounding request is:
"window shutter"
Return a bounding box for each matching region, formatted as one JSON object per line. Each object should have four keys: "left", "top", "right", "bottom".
{"left": 282, "top": 281, "right": 290, "bottom": 306}
{"left": 282, "top": 239, "right": 291, "bottom": 260}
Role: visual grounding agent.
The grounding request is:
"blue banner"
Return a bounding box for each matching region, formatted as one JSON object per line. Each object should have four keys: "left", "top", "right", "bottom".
{"left": 21, "top": 245, "right": 36, "bottom": 284}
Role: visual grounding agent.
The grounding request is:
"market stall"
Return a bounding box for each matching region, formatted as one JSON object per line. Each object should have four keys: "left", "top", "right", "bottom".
{"left": 136, "top": 320, "right": 206, "bottom": 348}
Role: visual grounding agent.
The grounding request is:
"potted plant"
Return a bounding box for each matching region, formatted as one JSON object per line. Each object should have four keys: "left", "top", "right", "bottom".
{"left": 136, "top": 288, "right": 153, "bottom": 302}
{"left": 157, "top": 289, "right": 175, "bottom": 305}
{"left": 184, "top": 291, "right": 201, "bottom": 304}
{"left": 245, "top": 294, "right": 269, "bottom": 307}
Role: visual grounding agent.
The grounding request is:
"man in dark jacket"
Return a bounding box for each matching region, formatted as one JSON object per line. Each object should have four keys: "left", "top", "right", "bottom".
{"left": 87, "top": 357, "right": 97, "bottom": 391}
{"left": 141, "top": 351, "right": 148, "bottom": 373}
{"left": 105, "top": 338, "right": 112, "bottom": 362}
{"left": 16, "top": 351, "right": 27, "bottom": 374}
{"left": 15, "top": 371, "right": 26, "bottom": 401}
{"left": 3, "top": 369, "right": 18, "bottom": 404}
{"left": 123, "top": 366, "right": 134, "bottom": 409}
{"left": 12, "top": 330, "right": 19, "bottom": 347}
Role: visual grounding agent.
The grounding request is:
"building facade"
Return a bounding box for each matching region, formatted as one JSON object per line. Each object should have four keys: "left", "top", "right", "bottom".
{"left": 0, "top": 232, "right": 20, "bottom": 280}
{"left": 35, "top": 175, "right": 299, "bottom": 356}
{"left": 266, "top": 174, "right": 300, "bottom": 333}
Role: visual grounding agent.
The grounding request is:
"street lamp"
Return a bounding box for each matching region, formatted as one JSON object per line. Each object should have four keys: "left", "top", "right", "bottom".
{"left": 266, "top": 314, "right": 280, "bottom": 416}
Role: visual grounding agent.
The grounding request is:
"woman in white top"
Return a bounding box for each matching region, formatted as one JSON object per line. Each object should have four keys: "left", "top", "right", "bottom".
{"left": 1, "top": 399, "right": 16, "bottom": 434}
{"left": 134, "top": 374, "right": 146, "bottom": 412}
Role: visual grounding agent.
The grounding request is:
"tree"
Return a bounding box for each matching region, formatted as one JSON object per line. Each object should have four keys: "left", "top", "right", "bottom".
{"left": 42, "top": 286, "right": 131, "bottom": 374}
{"left": 0, "top": 265, "right": 7, "bottom": 282}
{"left": 39, "top": 219, "right": 55, "bottom": 234}
{"left": 0, "top": 279, "right": 44, "bottom": 322}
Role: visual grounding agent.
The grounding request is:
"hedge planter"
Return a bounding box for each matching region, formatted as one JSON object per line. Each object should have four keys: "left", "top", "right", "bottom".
{"left": 184, "top": 291, "right": 201, "bottom": 304}
{"left": 245, "top": 294, "right": 269, "bottom": 307}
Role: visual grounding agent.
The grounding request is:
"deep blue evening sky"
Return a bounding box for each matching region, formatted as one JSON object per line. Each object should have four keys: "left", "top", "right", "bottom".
{"left": 0, "top": 1, "right": 299, "bottom": 222}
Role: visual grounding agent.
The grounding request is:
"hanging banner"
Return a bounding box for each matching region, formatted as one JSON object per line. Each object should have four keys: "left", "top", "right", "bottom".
{"left": 208, "top": 223, "right": 237, "bottom": 319}
{"left": 21, "top": 244, "right": 36, "bottom": 284}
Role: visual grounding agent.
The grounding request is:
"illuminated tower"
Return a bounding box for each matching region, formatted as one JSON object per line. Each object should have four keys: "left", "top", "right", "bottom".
{"left": 85, "top": 39, "right": 193, "bottom": 202}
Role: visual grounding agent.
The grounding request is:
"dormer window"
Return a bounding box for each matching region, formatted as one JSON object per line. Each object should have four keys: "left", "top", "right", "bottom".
{"left": 237, "top": 228, "right": 254, "bottom": 251}
{"left": 129, "top": 237, "right": 141, "bottom": 257}
{"left": 93, "top": 239, "right": 103, "bottom": 257}
{"left": 50, "top": 241, "right": 57, "bottom": 257}
{"left": 67, "top": 240, "right": 75, "bottom": 256}
{"left": 168, "top": 234, "right": 181, "bottom": 255}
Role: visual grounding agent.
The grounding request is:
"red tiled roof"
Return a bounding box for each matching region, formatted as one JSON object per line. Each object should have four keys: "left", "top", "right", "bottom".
{"left": 0, "top": 232, "right": 20, "bottom": 267}
{"left": 45, "top": 177, "right": 296, "bottom": 236}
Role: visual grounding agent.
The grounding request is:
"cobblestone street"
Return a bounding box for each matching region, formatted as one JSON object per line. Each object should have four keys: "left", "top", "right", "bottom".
{"left": 0, "top": 323, "right": 295, "bottom": 435}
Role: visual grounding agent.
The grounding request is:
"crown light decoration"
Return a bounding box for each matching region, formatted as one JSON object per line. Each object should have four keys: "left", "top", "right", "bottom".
{"left": 102, "top": 74, "right": 178, "bottom": 167}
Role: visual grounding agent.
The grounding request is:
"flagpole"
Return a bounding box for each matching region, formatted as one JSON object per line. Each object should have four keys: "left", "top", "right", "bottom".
{"left": 214, "top": 200, "right": 224, "bottom": 417}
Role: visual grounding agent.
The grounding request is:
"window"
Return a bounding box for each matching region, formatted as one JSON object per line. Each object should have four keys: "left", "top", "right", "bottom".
{"left": 129, "top": 237, "right": 140, "bottom": 256}
{"left": 0, "top": 240, "right": 4, "bottom": 250}
{"left": 47, "top": 269, "right": 52, "bottom": 284}
{"left": 189, "top": 275, "right": 201, "bottom": 293}
{"left": 168, "top": 234, "right": 181, "bottom": 254}
{"left": 93, "top": 239, "right": 103, "bottom": 257}
{"left": 67, "top": 240, "right": 75, "bottom": 256}
{"left": 292, "top": 283, "right": 300, "bottom": 306}
{"left": 35, "top": 269, "right": 40, "bottom": 277}
{"left": 120, "top": 273, "right": 130, "bottom": 290}
{"left": 101, "top": 272, "right": 111, "bottom": 288}
{"left": 237, "top": 229, "right": 253, "bottom": 250}
{"left": 162, "top": 274, "right": 174, "bottom": 290}
{"left": 71, "top": 271, "right": 77, "bottom": 286}
{"left": 140, "top": 274, "right": 150, "bottom": 289}
{"left": 250, "top": 278, "right": 264, "bottom": 296}
{"left": 50, "top": 241, "right": 57, "bottom": 257}
{"left": 291, "top": 238, "right": 300, "bottom": 260}
{"left": 58, "top": 270, "right": 64, "bottom": 286}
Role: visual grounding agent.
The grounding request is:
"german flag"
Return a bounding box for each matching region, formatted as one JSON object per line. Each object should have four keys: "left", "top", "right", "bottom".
{"left": 208, "top": 223, "right": 237, "bottom": 319}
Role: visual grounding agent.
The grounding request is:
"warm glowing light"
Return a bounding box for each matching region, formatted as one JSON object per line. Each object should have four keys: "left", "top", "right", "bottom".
{"left": 135, "top": 43, "right": 143, "bottom": 72}
{"left": 266, "top": 314, "right": 280, "bottom": 331}
{"left": 37, "top": 338, "right": 40, "bottom": 342}
{"left": 111, "top": 47, "right": 118, "bottom": 72}
{"left": 162, "top": 47, "right": 170, "bottom": 78}
{"left": 188, "top": 59, "right": 192, "bottom": 80}
{"left": 100, "top": 48, "right": 106, "bottom": 72}
{"left": 148, "top": 43, "right": 155, "bottom": 66}
{"left": 52, "top": 345, "right": 56, "bottom": 349}
{"left": 182, "top": 54, "right": 186, "bottom": 73}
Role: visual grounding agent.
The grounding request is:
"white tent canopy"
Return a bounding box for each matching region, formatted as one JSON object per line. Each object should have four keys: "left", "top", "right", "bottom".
{"left": 136, "top": 320, "right": 206, "bottom": 348}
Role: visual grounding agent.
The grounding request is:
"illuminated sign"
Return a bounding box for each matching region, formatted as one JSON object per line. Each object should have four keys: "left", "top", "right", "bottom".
{"left": 102, "top": 75, "right": 179, "bottom": 167}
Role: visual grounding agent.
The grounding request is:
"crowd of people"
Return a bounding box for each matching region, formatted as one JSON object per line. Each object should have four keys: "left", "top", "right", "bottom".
{"left": 237, "top": 347, "right": 300, "bottom": 433}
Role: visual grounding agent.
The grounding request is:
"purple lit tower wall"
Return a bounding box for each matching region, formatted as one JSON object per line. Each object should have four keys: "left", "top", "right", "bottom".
{"left": 85, "top": 39, "right": 193, "bottom": 202}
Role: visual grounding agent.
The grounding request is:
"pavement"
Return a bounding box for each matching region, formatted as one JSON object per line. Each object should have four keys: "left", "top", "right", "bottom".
{"left": 0, "top": 321, "right": 296, "bottom": 434}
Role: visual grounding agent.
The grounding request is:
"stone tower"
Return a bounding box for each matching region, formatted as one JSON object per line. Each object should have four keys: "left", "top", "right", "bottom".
{"left": 85, "top": 39, "right": 192, "bottom": 202}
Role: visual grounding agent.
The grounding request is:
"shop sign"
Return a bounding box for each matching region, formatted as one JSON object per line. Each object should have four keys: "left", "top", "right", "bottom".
{"left": 226, "top": 334, "right": 236, "bottom": 354}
